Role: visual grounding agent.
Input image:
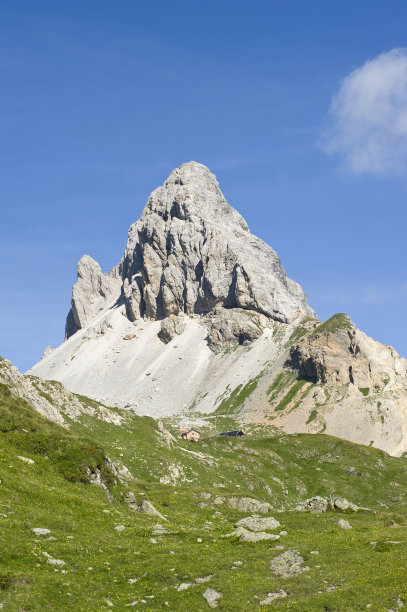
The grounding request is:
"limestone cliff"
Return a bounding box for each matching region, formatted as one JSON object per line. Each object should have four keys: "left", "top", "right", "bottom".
{"left": 65, "top": 162, "right": 314, "bottom": 346}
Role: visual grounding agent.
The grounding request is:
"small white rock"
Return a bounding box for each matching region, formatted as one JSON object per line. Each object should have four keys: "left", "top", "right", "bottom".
{"left": 203, "top": 588, "right": 221, "bottom": 608}
{"left": 17, "top": 456, "right": 34, "bottom": 464}
{"left": 338, "top": 519, "right": 352, "bottom": 530}
{"left": 32, "top": 528, "right": 51, "bottom": 536}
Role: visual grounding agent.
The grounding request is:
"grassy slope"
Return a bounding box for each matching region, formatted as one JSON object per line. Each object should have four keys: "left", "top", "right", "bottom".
{"left": 1, "top": 384, "right": 407, "bottom": 610}
{"left": 312, "top": 313, "right": 353, "bottom": 335}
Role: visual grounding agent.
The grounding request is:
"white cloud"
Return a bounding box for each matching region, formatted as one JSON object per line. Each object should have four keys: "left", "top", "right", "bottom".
{"left": 322, "top": 48, "right": 407, "bottom": 174}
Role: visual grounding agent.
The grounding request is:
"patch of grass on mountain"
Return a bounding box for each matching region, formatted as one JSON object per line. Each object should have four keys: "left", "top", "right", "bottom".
{"left": 274, "top": 378, "right": 309, "bottom": 412}
{"left": 267, "top": 372, "right": 297, "bottom": 404}
{"left": 306, "top": 408, "right": 318, "bottom": 424}
{"left": 0, "top": 383, "right": 115, "bottom": 488}
{"left": 30, "top": 381, "right": 53, "bottom": 404}
{"left": 214, "top": 372, "right": 264, "bottom": 416}
{"left": 285, "top": 325, "right": 309, "bottom": 347}
{"left": 313, "top": 313, "right": 352, "bottom": 335}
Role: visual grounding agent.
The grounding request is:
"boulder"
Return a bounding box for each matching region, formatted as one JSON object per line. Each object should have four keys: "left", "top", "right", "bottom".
{"left": 295, "top": 496, "right": 360, "bottom": 514}
{"left": 238, "top": 528, "right": 280, "bottom": 543}
{"left": 228, "top": 497, "right": 273, "bottom": 514}
{"left": 32, "top": 528, "right": 51, "bottom": 536}
{"left": 235, "top": 516, "right": 280, "bottom": 532}
{"left": 270, "top": 550, "right": 309, "bottom": 577}
{"left": 139, "top": 499, "right": 168, "bottom": 521}
{"left": 295, "top": 496, "right": 329, "bottom": 514}
{"left": 158, "top": 315, "right": 186, "bottom": 344}
{"left": 260, "top": 590, "right": 287, "bottom": 605}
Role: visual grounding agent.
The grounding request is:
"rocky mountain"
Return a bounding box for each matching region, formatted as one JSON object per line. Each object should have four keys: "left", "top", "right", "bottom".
{"left": 28, "top": 162, "right": 407, "bottom": 455}
{"left": 65, "top": 162, "right": 313, "bottom": 340}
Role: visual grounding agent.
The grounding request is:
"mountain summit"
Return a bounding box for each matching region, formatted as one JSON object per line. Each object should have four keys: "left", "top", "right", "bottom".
{"left": 66, "top": 161, "right": 314, "bottom": 340}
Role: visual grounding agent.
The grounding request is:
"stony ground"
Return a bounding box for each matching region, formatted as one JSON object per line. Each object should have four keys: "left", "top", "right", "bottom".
{"left": 1, "top": 378, "right": 407, "bottom": 611}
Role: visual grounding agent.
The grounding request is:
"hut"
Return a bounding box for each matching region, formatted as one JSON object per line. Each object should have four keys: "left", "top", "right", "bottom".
{"left": 218, "top": 430, "right": 245, "bottom": 437}
{"left": 181, "top": 428, "right": 201, "bottom": 442}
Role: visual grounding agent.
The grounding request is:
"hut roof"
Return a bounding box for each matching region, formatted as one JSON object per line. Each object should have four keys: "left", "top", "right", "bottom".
{"left": 218, "top": 430, "right": 245, "bottom": 437}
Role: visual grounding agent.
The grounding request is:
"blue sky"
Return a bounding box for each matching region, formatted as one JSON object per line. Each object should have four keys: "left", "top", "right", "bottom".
{"left": 1, "top": 1, "right": 407, "bottom": 371}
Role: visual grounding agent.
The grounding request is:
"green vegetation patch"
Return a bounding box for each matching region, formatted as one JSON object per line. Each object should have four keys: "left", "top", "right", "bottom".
{"left": 285, "top": 326, "right": 308, "bottom": 347}
{"left": 214, "top": 372, "right": 264, "bottom": 415}
{"left": 274, "top": 379, "right": 308, "bottom": 411}
{"left": 313, "top": 313, "right": 353, "bottom": 335}
{"left": 359, "top": 387, "right": 370, "bottom": 397}
{"left": 29, "top": 380, "right": 53, "bottom": 404}
{"left": 0, "top": 383, "right": 115, "bottom": 488}
{"left": 267, "top": 372, "right": 297, "bottom": 404}
{"left": 306, "top": 409, "right": 318, "bottom": 424}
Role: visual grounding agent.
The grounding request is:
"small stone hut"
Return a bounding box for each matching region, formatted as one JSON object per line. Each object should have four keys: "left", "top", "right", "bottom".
{"left": 181, "top": 429, "right": 201, "bottom": 442}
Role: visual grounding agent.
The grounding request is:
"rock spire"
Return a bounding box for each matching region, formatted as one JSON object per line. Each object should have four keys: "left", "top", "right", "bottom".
{"left": 65, "top": 161, "right": 314, "bottom": 339}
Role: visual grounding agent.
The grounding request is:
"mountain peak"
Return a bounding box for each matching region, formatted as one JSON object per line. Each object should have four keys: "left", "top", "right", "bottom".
{"left": 62, "top": 162, "right": 314, "bottom": 338}
{"left": 141, "top": 161, "right": 249, "bottom": 232}
{"left": 166, "top": 161, "right": 220, "bottom": 190}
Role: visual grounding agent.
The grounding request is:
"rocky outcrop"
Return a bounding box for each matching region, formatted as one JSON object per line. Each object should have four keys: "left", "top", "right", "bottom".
{"left": 234, "top": 516, "right": 280, "bottom": 531}
{"left": 64, "top": 162, "right": 314, "bottom": 345}
{"left": 0, "top": 357, "right": 122, "bottom": 426}
{"left": 285, "top": 313, "right": 406, "bottom": 389}
{"left": 294, "top": 496, "right": 360, "bottom": 513}
{"left": 228, "top": 497, "right": 273, "bottom": 513}
{"left": 158, "top": 315, "right": 186, "bottom": 344}
{"left": 206, "top": 307, "right": 267, "bottom": 353}
{"left": 65, "top": 256, "right": 121, "bottom": 339}
{"left": 119, "top": 162, "right": 314, "bottom": 327}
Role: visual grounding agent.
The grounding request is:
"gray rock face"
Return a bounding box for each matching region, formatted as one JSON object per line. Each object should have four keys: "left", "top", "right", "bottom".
{"left": 120, "top": 162, "right": 313, "bottom": 327}
{"left": 207, "top": 307, "right": 267, "bottom": 353}
{"left": 65, "top": 162, "right": 314, "bottom": 345}
{"left": 285, "top": 314, "right": 405, "bottom": 389}
{"left": 65, "top": 255, "right": 121, "bottom": 339}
